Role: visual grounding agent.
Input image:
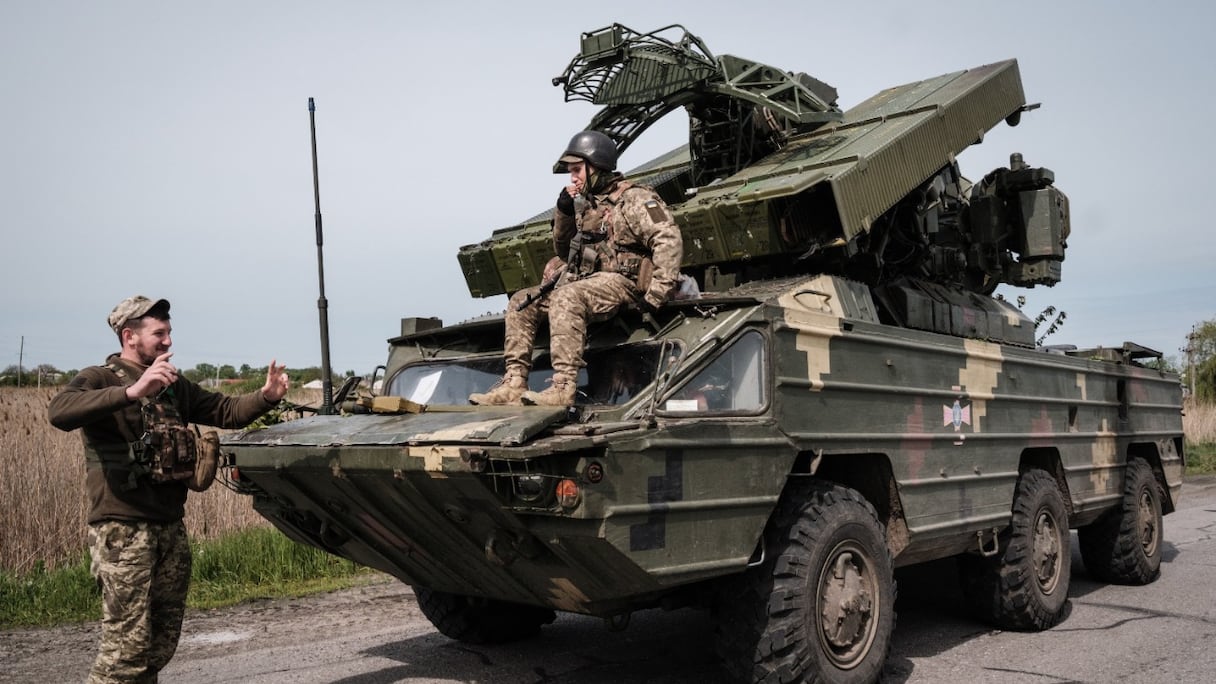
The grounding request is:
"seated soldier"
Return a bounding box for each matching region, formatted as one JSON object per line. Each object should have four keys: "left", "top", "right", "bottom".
{"left": 470, "top": 130, "right": 684, "bottom": 407}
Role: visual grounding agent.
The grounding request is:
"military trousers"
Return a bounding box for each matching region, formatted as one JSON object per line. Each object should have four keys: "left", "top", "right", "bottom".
{"left": 504, "top": 272, "right": 637, "bottom": 377}
{"left": 87, "top": 519, "right": 192, "bottom": 684}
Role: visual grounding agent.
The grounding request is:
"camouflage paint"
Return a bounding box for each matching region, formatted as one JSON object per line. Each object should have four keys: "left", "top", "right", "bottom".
{"left": 775, "top": 274, "right": 849, "bottom": 391}
{"left": 957, "top": 338, "right": 1003, "bottom": 434}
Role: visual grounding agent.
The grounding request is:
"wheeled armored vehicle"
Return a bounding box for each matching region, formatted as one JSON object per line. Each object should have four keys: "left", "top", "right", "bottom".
{"left": 223, "top": 24, "right": 1184, "bottom": 683}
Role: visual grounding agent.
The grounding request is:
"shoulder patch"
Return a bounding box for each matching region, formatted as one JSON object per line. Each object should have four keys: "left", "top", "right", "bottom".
{"left": 645, "top": 200, "right": 668, "bottom": 223}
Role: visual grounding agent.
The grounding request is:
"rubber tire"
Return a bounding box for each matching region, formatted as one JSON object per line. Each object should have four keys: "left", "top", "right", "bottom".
{"left": 1078, "top": 459, "right": 1164, "bottom": 584}
{"left": 413, "top": 587, "right": 556, "bottom": 644}
{"left": 959, "top": 468, "right": 1071, "bottom": 631}
{"left": 715, "top": 481, "right": 895, "bottom": 684}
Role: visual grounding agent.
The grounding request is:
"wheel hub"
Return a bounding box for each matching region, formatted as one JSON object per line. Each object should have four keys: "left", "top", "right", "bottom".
{"left": 1032, "top": 510, "right": 1062, "bottom": 593}
{"left": 1137, "top": 490, "right": 1160, "bottom": 556}
{"left": 818, "top": 545, "right": 877, "bottom": 667}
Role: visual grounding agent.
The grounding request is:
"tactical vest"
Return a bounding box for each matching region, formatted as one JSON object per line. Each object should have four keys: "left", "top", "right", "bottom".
{"left": 93, "top": 363, "right": 211, "bottom": 490}
{"left": 567, "top": 182, "right": 654, "bottom": 289}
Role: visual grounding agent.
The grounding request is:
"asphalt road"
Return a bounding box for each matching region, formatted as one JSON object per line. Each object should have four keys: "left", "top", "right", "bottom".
{"left": 5, "top": 476, "right": 1215, "bottom": 683}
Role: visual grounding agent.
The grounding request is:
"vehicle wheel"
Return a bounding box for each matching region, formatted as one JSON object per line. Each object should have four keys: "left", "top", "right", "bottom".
{"left": 413, "top": 587, "right": 556, "bottom": 644}
{"left": 1078, "top": 459, "right": 1163, "bottom": 584}
{"left": 959, "top": 468, "right": 1071, "bottom": 630}
{"left": 715, "top": 481, "right": 895, "bottom": 684}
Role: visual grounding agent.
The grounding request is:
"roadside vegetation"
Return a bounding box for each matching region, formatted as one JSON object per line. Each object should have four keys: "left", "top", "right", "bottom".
{"left": 1, "top": 528, "right": 375, "bottom": 627}
{"left": 3, "top": 379, "right": 1216, "bottom": 629}
{"left": 1183, "top": 398, "right": 1216, "bottom": 474}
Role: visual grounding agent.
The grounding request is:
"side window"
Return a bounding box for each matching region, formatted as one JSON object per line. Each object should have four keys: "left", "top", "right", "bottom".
{"left": 662, "top": 331, "right": 766, "bottom": 413}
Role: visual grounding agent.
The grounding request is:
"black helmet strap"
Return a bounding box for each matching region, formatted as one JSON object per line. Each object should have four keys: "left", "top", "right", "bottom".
{"left": 584, "top": 168, "right": 619, "bottom": 196}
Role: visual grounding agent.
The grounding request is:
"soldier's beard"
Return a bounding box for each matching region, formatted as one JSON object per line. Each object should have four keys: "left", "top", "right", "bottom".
{"left": 136, "top": 346, "right": 168, "bottom": 366}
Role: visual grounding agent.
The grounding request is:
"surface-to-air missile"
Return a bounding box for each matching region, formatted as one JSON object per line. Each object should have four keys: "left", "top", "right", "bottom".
{"left": 223, "top": 24, "right": 1183, "bottom": 683}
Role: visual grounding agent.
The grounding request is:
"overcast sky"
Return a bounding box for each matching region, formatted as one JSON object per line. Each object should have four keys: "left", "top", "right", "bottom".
{"left": 3, "top": 1, "right": 1212, "bottom": 376}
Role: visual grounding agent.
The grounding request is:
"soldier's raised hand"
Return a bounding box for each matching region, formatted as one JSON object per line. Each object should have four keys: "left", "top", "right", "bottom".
{"left": 126, "top": 352, "right": 178, "bottom": 400}
{"left": 261, "top": 360, "right": 290, "bottom": 403}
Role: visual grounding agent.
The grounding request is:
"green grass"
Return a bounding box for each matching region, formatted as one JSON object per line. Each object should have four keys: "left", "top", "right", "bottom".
{"left": 0, "top": 528, "right": 377, "bottom": 629}
{"left": 0, "top": 552, "right": 98, "bottom": 627}
{"left": 187, "top": 527, "right": 376, "bottom": 609}
{"left": 1186, "top": 441, "right": 1216, "bottom": 476}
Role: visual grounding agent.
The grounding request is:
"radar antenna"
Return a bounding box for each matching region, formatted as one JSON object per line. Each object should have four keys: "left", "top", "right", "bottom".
{"left": 552, "top": 24, "right": 841, "bottom": 185}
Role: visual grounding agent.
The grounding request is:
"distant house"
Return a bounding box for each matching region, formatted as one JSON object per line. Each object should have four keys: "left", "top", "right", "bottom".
{"left": 200, "top": 378, "right": 246, "bottom": 389}
{"left": 302, "top": 379, "right": 324, "bottom": 390}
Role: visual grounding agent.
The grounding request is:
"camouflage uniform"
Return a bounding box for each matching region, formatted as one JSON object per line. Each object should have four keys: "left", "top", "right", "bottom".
{"left": 87, "top": 520, "right": 191, "bottom": 684}
{"left": 475, "top": 175, "right": 682, "bottom": 406}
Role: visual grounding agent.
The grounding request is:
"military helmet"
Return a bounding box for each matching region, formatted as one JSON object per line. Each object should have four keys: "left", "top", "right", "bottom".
{"left": 556, "top": 130, "right": 619, "bottom": 172}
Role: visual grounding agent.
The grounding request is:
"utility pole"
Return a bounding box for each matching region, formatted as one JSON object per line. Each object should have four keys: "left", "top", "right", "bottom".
{"left": 1186, "top": 325, "right": 1198, "bottom": 398}
{"left": 17, "top": 336, "right": 23, "bottom": 388}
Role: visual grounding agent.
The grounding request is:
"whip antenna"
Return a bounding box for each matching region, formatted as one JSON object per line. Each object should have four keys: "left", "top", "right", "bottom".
{"left": 308, "top": 97, "right": 335, "bottom": 414}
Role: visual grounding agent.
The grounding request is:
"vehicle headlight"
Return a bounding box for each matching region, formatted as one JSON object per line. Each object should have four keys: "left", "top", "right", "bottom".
{"left": 513, "top": 474, "right": 550, "bottom": 503}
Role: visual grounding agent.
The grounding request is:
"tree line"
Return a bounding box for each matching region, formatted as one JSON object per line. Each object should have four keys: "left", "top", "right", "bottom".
{"left": 1187, "top": 320, "right": 1216, "bottom": 401}
{"left": 0, "top": 364, "right": 355, "bottom": 388}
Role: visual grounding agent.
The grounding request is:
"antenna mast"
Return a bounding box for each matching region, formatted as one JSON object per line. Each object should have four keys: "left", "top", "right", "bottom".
{"left": 308, "top": 97, "right": 335, "bottom": 414}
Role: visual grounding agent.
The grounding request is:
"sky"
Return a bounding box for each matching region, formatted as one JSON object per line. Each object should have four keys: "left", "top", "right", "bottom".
{"left": 3, "top": 1, "right": 1213, "bottom": 376}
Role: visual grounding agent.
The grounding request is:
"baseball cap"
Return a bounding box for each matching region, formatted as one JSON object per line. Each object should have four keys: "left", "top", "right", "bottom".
{"left": 108, "top": 295, "right": 170, "bottom": 334}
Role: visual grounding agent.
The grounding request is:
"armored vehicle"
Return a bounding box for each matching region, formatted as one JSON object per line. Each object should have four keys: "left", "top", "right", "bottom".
{"left": 223, "top": 24, "right": 1184, "bottom": 683}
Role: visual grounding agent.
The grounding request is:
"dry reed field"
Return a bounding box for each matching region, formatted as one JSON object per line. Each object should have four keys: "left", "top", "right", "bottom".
{"left": 1184, "top": 397, "right": 1216, "bottom": 443}
{"left": 0, "top": 386, "right": 324, "bottom": 576}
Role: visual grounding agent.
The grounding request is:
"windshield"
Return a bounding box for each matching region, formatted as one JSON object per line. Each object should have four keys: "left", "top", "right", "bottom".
{"left": 386, "top": 342, "right": 672, "bottom": 407}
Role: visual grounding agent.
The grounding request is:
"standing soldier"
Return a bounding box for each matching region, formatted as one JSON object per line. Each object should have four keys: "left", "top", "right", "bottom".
{"left": 470, "top": 130, "right": 684, "bottom": 407}
{"left": 48, "top": 295, "right": 290, "bottom": 683}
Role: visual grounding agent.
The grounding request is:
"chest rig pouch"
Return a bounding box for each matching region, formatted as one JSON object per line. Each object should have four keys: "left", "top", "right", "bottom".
{"left": 106, "top": 363, "right": 216, "bottom": 489}
{"left": 566, "top": 229, "right": 609, "bottom": 277}
{"left": 567, "top": 183, "right": 651, "bottom": 287}
{"left": 138, "top": 395, "right": 198, "bottom": 483}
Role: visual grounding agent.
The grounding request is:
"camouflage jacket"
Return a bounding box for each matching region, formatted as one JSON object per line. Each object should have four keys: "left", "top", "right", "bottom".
{"left": 553, "top": 176, "right": 684, "bottom": 309}
{"left": 48, "top": 354, "right": 276, "bottom": 524}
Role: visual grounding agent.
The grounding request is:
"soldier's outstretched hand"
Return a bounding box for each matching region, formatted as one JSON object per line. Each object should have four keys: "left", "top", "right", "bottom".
{"left": 261, "top": 360, "right": 289, "bottom": 403}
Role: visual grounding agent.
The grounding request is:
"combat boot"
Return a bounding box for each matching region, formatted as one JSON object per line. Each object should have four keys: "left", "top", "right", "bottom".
{"left": 520, "top": 373, "right": 577, "bottom": 407}
{"left": 469, "top": 367, "right": 528, "bottom": 406}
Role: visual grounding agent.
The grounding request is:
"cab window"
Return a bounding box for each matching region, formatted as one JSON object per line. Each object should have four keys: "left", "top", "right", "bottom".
{"left": 662, "top": 331, "right": 766, "bottom": 413}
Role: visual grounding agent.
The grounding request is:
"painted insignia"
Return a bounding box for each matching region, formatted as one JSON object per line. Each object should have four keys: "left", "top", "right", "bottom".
{"left": 943, "top": 399, "right": 972, "bottom": 432}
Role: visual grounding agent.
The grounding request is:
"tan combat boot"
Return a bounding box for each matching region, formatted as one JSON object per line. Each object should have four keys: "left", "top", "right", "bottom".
{"left": 520, "top": 373, "right": 577, "bottom": 407}
{"left": 469, "top": 367, "right": 528, "bottom": 406}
